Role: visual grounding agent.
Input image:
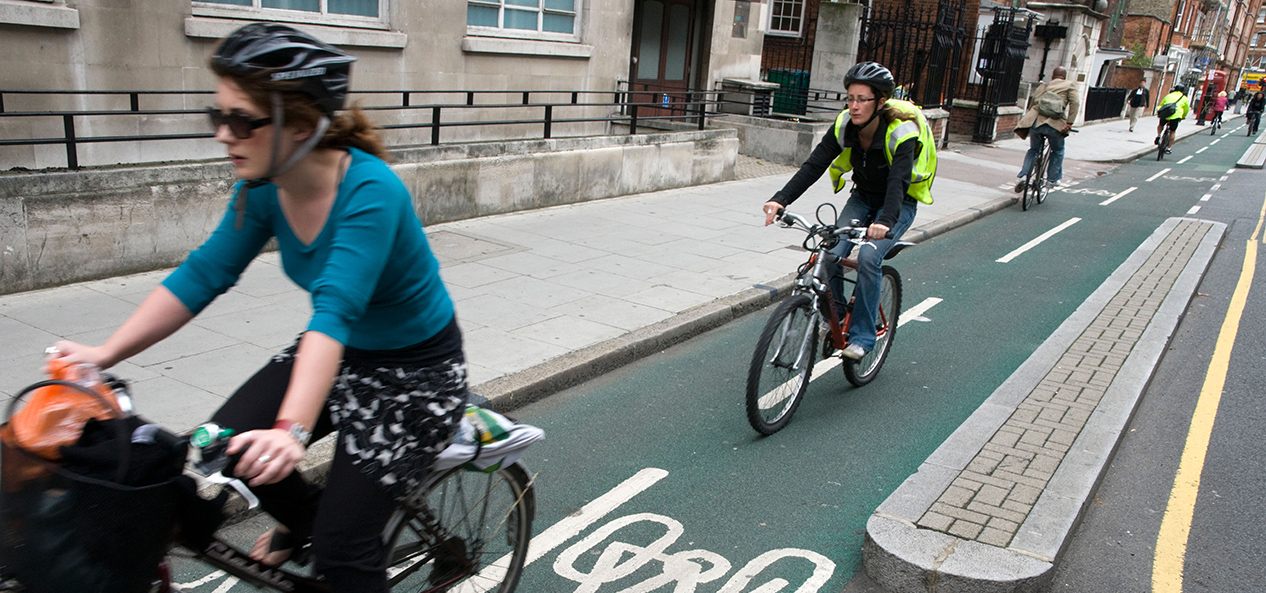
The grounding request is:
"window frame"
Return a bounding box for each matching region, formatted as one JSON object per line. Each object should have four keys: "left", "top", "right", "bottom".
{"left": 466, "top": 0, "right": 582, "bottom": 43}
{"left": 191, "top": 0, "right": 390, "bottom": 31}
{"left": 765, "top": 0, "right": 805, "bottom": 38}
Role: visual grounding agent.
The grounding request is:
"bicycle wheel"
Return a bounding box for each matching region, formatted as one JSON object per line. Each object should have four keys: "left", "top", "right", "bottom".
{"left": 1021, "top": 151, "right": 1042, "bottom": 211}
{"left": 844, "top": 266, "right": 902, "bottom": 387}
{"left": 1035, "top": 148, "right": 1051, "bottom": 205}
{"left": 746, "top": 293, "right": 818, "bottom": 435}
{"left": 387, "top": 463, "right": 534, "bottom": 593}
{"left": 1157, "top": 129, "right": 1169, "bottom": 161}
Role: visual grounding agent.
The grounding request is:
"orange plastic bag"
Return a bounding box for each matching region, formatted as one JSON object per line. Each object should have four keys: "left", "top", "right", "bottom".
{"left": 6, "top": 359, "right": 122, "bottom": 461}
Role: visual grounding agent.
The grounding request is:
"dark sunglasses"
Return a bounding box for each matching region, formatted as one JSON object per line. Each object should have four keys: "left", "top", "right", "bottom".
{"left": 207, "top": 107, "right": 273, "bottom": 139}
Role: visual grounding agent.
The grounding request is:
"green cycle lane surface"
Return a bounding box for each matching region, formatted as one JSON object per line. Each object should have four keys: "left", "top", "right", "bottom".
{"left": 502, "top": 127, "right": 1250, "bottom": 593}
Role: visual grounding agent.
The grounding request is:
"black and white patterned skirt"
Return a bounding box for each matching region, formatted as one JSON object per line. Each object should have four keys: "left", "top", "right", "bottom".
{"left": 274, "top": 345, "right": 469, "bottom": 501}
{"left": 329, "top": 358, "right": 468, "bottom": 501}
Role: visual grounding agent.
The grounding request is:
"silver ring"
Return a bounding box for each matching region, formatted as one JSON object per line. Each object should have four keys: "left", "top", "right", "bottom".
{"left": 259, "top": 454, "right": 272, "bottom": 464}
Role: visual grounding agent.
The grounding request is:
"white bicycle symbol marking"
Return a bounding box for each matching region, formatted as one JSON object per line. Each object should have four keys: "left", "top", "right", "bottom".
{"left": 554, "top": 512, "right": 836, "bottom": 593}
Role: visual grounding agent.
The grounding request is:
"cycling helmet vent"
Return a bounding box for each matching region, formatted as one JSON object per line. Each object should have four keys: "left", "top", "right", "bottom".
{"left": 212, "top": 23, "right": 356, "bottom": 115}
{"left": 844, "top": 62, "right": 897, "bottom": 99}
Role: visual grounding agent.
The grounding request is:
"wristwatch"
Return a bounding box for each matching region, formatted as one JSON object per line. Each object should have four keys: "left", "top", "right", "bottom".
{"left": 274, "top": 420, "right": 312, "bottom": 447}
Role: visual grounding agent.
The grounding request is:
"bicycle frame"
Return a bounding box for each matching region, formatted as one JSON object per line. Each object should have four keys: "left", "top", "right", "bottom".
{"left": 778, "top": 210, "right": 907, "bottom": 351}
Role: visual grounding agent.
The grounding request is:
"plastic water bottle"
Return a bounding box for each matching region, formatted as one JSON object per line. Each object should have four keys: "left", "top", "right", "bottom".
{"left": 191, "top": 423, "right": 235, "bottom": 475}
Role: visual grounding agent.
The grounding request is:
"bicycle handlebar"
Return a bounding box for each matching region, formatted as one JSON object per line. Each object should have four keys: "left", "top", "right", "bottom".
{"left": 774, "top": 208, "right": 894, "bottom": 241}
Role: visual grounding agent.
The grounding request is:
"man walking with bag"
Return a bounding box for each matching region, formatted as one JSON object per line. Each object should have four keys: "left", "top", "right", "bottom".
{"left": 1127, "top": 80, "right": 1149, "bottom": 132}
{"left": 1014, "top": 66, "right": 1079, "bottom": 192}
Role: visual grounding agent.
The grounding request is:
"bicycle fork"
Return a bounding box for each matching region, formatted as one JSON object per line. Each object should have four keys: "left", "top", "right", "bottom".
{"left": 769, "top": 302, "right": 817, "bottom": 373}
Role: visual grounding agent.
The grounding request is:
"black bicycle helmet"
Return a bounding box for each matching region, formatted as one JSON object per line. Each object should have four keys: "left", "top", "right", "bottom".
{"left": 1172, "top": 84, "right": 1187, "bottom": 95}
{"left": 212, "top": 23, "right": 356, "bottom": 115}
{"left": 844, "top": 62, "right": 897, "bottom": 99}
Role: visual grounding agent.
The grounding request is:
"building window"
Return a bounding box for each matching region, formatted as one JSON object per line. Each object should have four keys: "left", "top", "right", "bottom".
{"left": 1258, "top": 7, "right": 1265, "bottom": 23}
{"left": 467, "top": 0, "right": 579, "bottom": 37}
{"left": 192, "top": 0, "right": 385, "bottom": 26}
{"left": 766, "top": 0, "right": 804, "bottom": 37}
{"left": 1175, "top": 1, "right": 1184, "bottom": 30}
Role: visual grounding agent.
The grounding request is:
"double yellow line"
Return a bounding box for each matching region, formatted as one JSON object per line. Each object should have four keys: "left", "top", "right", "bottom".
{"left": 1152, "top": 193, "right": 1266, "bottom": 592}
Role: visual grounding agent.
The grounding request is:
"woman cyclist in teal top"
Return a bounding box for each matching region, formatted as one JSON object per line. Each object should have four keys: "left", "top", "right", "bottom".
{"left": 48, "top": 24, "right": 467, "bottom": 592}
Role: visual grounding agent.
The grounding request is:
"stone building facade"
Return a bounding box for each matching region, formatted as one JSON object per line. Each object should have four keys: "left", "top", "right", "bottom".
{"left": 0, "top": 0, "right": 767, "bottom": 169}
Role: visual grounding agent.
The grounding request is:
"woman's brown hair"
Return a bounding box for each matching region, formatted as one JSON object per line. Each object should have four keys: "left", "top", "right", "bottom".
{"left": 878, "top": 97, "right": 918, "bottom": 126}
{"left": 210, "top": 62, "right": 390, "bottom": 162}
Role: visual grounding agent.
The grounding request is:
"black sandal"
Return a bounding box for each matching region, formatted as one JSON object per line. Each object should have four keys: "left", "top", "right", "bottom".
{"left": 262, "top": 527, "right": 313, "bottom": 567}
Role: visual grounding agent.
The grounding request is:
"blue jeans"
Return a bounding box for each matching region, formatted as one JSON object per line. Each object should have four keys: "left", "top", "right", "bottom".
{"left": 828, "top": 196, "right": 918, "bottom": 351}
{"left": 1018, "top": 124, "right": 1064, "bottom": 183}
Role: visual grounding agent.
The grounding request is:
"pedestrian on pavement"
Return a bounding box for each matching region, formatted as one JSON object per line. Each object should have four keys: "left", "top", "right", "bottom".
{"left": 1013, "top": 66, "right": 1079, "bottom": 192}
{"left": 1126, "top": 80, "right": 1149, "bottom": 132}
{"left": 1155, "top": 84, "right": 1191, "bottom": 150}
{"left": 1211, "top": 91, "right": 1227, "bottom": 129}
{"left": 761, "top": 61, "right": 937, "bottom": 361}
{"left": 46, "top": 23, "right": 468, "bottom": 592}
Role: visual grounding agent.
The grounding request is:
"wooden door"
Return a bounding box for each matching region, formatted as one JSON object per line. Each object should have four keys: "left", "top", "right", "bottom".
{"left": 630, "top": 0, "right": 697, "bottom": 120}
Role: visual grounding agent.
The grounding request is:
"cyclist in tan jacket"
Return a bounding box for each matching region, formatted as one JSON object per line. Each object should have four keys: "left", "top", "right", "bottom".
{"left": 1013, "top": 66, "right": 1080, "bottom": 192}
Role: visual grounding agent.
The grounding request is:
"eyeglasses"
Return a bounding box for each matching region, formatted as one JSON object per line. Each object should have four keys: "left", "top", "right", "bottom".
{"left": 207, "top": 107, "right": 273, "bottom": 139}
{"left": 845, "top": 96, "right": 877, "bottom": 105}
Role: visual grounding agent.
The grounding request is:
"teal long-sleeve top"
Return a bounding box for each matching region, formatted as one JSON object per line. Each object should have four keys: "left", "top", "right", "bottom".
{"left": 163, "top": 147, "right": 455, "bottom": 350}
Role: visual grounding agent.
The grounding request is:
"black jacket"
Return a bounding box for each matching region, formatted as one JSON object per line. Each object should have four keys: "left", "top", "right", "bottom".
{"left": 1128, "top": 87, "right": 1149, "bottom": 108}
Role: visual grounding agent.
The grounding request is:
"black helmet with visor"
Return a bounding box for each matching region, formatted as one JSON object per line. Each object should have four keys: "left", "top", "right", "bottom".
{"left": 212, "top": 22, "right": 355, "bottom": 115}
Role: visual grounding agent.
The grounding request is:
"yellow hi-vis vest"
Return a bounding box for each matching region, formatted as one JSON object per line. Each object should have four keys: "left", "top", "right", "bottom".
{"left": 827, "top": 99, "right": 937, "bottom": 205}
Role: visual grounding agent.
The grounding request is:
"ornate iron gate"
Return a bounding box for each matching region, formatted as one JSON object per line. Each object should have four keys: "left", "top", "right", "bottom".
{"left": 857, "top": 0, "right": 969, "bottom": 110}
{"left": 971, "top": 7, "right": 1033, "bottom": 142}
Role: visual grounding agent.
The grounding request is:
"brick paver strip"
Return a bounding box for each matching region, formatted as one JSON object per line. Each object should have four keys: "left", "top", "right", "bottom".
{"left": 912, "top": 219, "right": 1210, "bottom": 548}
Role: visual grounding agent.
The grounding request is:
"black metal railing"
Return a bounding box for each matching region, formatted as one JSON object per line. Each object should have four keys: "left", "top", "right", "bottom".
{"left": 1, "top": 88, "right": 733, "bottom": 170}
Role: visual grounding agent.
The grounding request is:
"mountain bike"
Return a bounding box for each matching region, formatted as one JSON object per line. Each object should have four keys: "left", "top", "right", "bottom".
{"left": 0, "top": 375, "right": 537, "bottom": 593}
{"left": 745, "top": 205, "right": 912, "bottom": 435}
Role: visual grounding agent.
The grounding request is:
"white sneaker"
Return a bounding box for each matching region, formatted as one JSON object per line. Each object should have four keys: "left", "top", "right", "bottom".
{"left": 841, "top": 343, "right": 867, "bottom": 360}
{"left": 1045, "top": 179, "right": 1063, "bottom": 189}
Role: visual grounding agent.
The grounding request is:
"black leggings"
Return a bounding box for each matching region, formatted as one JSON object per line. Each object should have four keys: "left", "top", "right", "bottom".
{"left": 212, "top": 356, "right": 396, "bottom": 593}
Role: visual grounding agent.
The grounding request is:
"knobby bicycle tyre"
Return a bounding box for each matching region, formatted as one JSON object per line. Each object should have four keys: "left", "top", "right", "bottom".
{"left": 386, "top": 463, "right": 535, "bottom": 593}
{"left": 746, "top": 294, "right": 818, "bottom": 435}
{"left": 843, "top": 266, "right": 902, "bottom": 387}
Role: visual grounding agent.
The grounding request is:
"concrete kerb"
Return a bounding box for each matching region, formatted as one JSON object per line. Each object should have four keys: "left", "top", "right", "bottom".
{"left": 862, "top": 217, "right": 1226, "bottom": 593}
